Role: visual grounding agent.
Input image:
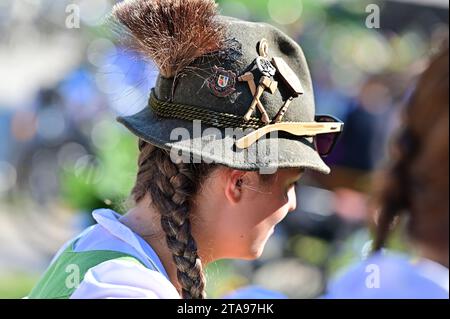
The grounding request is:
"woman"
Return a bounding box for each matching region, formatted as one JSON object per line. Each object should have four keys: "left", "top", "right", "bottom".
{"left": 325, "top": 45, "right": 449, "bottom": 299}
{"left": 28, "top": 0, "right": 343, "bottom": 299}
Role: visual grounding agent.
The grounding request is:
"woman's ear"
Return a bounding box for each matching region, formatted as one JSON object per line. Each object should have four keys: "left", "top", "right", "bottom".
{"left": 224, "top": 170, "right": 246, "bottom": 204}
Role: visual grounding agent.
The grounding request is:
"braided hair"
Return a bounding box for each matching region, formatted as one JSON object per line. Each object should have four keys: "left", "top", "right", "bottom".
{"left": 373, "top": 47, "right": 449, "bottom": 252}
{"left": 132, "top": 139, "right": 217, "bottom": 299}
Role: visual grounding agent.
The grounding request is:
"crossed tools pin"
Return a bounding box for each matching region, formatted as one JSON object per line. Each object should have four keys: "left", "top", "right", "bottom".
{"left": 239, "top": 39, "right": 304, "bottom": 124}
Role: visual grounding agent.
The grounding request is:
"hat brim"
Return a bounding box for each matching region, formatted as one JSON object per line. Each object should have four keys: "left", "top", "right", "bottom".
{"left": 117, "top": 107, "right": 331, "bottom": 174}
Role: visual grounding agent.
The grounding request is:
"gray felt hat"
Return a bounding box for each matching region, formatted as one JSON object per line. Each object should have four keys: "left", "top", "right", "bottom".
{"left": 117, "top": 15, "right": 335, "bottom": 174}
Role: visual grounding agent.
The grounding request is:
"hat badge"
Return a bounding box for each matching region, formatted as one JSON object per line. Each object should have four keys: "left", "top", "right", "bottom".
{"left": 207, "top": 66, "right": 237, "bottom": 98}
{"left": 217, "top": 74, "right": 230, "bottom": 88}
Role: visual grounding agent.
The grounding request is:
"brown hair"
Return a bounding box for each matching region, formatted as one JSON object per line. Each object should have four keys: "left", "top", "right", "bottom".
{"left": 373, "top": 46, "right": 449, "bottom": 252}
{"left": 131, "top": 140, "right": 217, "bottom": 298}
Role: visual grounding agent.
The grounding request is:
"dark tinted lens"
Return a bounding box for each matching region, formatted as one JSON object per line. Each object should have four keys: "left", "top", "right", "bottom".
{"left": 314, "top": 115, "right": 340, "bottom": 157}
{"left": 315, "top": 132, "right": 338, "bottom": 156}
{"left": 315, "top": 115, "right": 337, "bottom": 123}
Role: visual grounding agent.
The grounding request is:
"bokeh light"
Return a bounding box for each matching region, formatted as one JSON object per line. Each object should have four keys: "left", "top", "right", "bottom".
{"left": 0, "top": 0, "right": 448, "bottom": 299}
{"left": 267, "top": 0, "right": 303, "bottom": 25}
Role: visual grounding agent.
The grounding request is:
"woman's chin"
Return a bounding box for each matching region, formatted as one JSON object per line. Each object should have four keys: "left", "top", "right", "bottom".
{"left": 246, "top": 234, "right": 273, "bottom": 259}
{"left": 223, "top": 229, "right": 275, "bottom": 260}
{"left": 241, "top": 249, "right": 264, "bottom": 260}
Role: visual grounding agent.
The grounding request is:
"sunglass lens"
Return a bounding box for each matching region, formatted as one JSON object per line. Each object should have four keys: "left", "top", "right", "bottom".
{"left": 314, "top": 115, "right": 341, "bottom": 157}
{"left": 315, "top": 132, "right": 338, "bottom": 156}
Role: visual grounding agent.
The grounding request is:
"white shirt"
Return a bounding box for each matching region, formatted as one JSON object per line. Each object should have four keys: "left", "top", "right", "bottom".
{"left": 413, "top": 257, "right": 449, "bottom": 293}
{"left": 53, "top": 208, "right": 180, "bottom": 299}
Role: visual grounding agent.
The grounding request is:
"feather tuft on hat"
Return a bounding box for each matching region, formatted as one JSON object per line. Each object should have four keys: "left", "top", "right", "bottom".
{"left": 112, "top": 0, "right": 225, "bottom": 78}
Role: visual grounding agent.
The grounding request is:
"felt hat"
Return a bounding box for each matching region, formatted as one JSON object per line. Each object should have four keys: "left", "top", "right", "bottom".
{"left": 114, "top": 0, "right": 343, "bottom": 173}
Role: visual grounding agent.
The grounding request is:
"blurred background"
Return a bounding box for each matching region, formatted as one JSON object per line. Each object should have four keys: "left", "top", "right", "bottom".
{"left": 0, "top": 0, "right": 448, "bottom": 298}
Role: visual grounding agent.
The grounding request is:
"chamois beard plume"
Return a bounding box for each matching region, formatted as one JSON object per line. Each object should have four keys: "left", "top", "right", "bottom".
{"left": 112, "top": 0, "right": 225, "bottom": 78}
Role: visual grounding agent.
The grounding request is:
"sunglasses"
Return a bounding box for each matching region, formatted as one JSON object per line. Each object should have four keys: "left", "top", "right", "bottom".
{"left": 235, "top": 114, "right": 344, "bottom": 157}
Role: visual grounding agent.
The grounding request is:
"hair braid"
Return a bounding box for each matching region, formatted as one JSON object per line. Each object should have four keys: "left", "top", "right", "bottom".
{"left": 132, "top": 139, "right": 215, "bottom": 298}
{"left": 372, "top": 129, "right": 416, "bottom": 251}
{"left": 373, "top": 46, "right": 449, "bottom": 252}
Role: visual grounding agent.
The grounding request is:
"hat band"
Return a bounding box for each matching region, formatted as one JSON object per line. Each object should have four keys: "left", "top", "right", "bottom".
{"left": 149, "top": 90, "right": 266, "bottom": 130}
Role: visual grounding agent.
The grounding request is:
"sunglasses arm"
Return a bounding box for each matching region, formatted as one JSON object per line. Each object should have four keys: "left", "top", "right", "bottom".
{"left": 235, "top": 122, "right": 343, "bottom": 149}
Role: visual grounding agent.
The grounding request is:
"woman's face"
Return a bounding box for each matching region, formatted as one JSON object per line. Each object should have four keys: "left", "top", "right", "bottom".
{"left": 195, "top": 168, "right": 303, "bottom": 261}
